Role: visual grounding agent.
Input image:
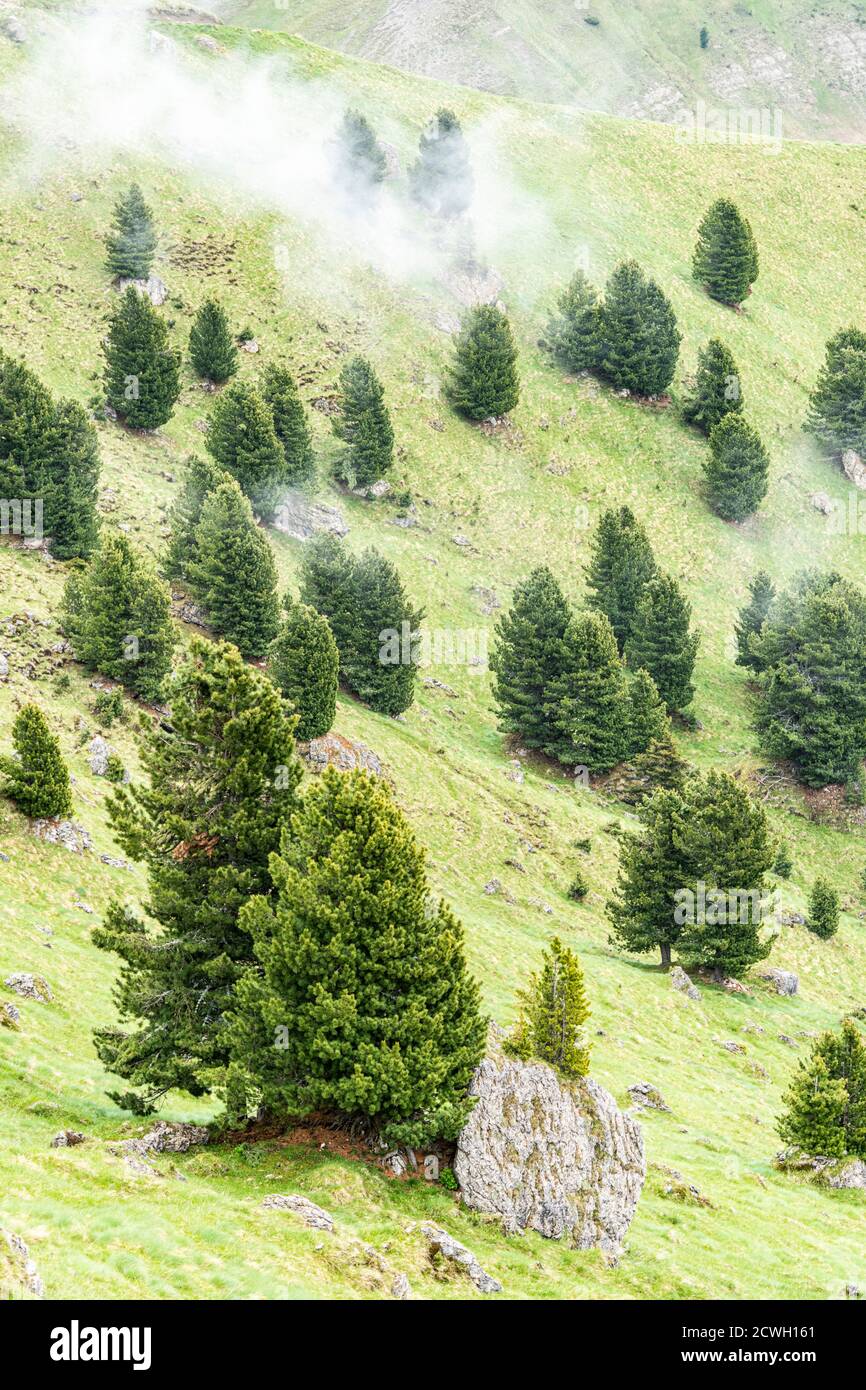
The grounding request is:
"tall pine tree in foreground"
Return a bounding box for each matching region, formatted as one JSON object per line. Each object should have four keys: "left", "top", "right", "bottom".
{"left": 332, "top": 355, "right": 394, "bottom": 487}
{"left": 692, "top": 197, "right": 758, "bottom": 306}
{"left": 105, "top": 184, "right": 157, "bottom": 281}
{"left": 490, "top": 566, "right": 571, "bottom": 754}
{"left": 682, "top": 338, "right": 744, "bottom": 433}
{"left": 226, "top": 768, "right": 486, "bottom": 1143}
{"left": 585, "top": 505, "right": 657, "bottom": 652}
{"left": 625, "top": 573, "right": 699, "bottom": 711}
{"left": 704, "top": 414, "right": 769, "bottom": 521}
{"left": 189, "top": 478, "right": 280, "bottom": 660}
{"left": 597, "top": 260, "right": 681, "bottom": 397}
{"left": 103, "top": 286, "right": 181, "bottom": 430}
{"left": 778, "top": 1020, "right": 866, "bottom": 1158}
{"left": 734, "top": 570, "right": 775, "bottom": 670}
{"left": 1, "top": 705, "right": 73, "bottom": 820}
{"left": 62, "top": 532, "right": 176, "bottom": 702}
{"left": 806, "top": 326, "right": 866, "bottom": 457}
{"left": 544, "top": 611, "right": 625, "bottom": 771}
{"left": 268, "top": 598, "right": 339, "bottom": 741}
{"left": 93, "top": 639, "right": 302, "bottom": 1113}
{"left": 333, "top": 109, "right": 387, "bottom": 199}
{"left": 808, "top": 877, "right": 839, "bottom": 940}
{"left": 163, "top": 454, "right": 227, "bottom": 582}
{"left": 504, "top": 937, "right": 591, "bottom": 1078}
{"left": 446, "top": 304, "right": 520, "bottom": 420}
{"left": 261, "top": 363, "right": 316, "bottom": 489}
{"left": 409, "top": 108, "right": 473, "bottom": 218}
{"left": 188, "top": 298, "right": 237, "bottom": 384}
{"left": 545, "top": 268, "right": 601, "bottom": 373}
{"left": 206, "top": 381, "right": 286, "bottom": 518}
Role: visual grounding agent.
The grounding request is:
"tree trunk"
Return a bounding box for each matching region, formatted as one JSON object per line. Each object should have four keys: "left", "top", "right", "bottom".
{"left": 660, "top": 943, "right": 671, "bottom": 969}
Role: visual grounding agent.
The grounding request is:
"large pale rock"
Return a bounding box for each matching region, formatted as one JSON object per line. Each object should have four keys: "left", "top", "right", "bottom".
{"left": 30, "top": 819, "right": 91, "bottom": 853}
{"left": 757, "top": 967, "right": 798, "bottom": 996}
{"left": 117, "top": 274, "right": 168, "bottom": 306}
{"left": 272, "top": 493, "right": 348, "bottom": 540}
{"left": 455, "top": 1054, "right": 645, "bottom": 1252}
{"left": 843, "top": 449, "right": 866, "bottom": 489}
{"left": 670, "top": 965, "right": 700, "bottom": 1000}
{"left": 298, "top": 732, "right": 382, "bottom": 777}
{"left": 4, "top": 972, "right": 51, "bottom": 1002}
{"left": 88, "top": 734, "right": 111, "bottom": 776}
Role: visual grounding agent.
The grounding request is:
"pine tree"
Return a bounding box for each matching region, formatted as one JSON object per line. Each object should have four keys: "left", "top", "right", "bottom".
{"left": 692, "top": 197, "right": 759, "bottom": 306}
{"left": 505, "top": 937, "right": 591, "bottom": 1078}
{"left": 205, "top": 382, "right": 286, "bottom": 518}
{"left": 0, "top": 351, "right": 55, "bottom": 502}
{"left": 544, "top": 611, "right": 626, "bottom": 771}
{"left": 808, "top": 877, "right": 839, "bottom": 940}
{"left": 751, "top": 571, "right": 866, "bottom": 786}
{"left": 105, "top": 184, "right": 157, "bottom": 281}
{"left": 806, "top": 326, "right": 866, "bottom": 456}
{"left": 188, "top": 479, "right": 280, "bottom": 660}
{"left": 332, "top": 356, "right": 394, "bottom": 488}
{"left": 585, "top": 505, "right": 657, "bottom": 652}
{"left": 546, "top": 268, "right": 601, "bottom": 373}
{"left": 163, "top": 454, "right": 227, "bottom": 582}
{"left": 61, "top": 532, "right": 176, "bottom": 702}
{"left": 682, "top": 337, "right": 744, "bottom": 433}
{"left": 445, "top": 304, "right": 520, "bottom": 420}
{"left": 103, "top": 286, "right": 181, "bottom": 430}
{"left": 45, "top": 399, "right": 101, "bottom": 560}
{"left": 704, "top": 414, "right": 769, "bottom": 521}
{"left": 490, "top": 566, "right": 571, "bottom": 754}
{"left": 260, "top": 364, "right": 316, "bottom": 489}
{"left": 1, "top": 704, "right": 73, "bottom": 820}
{"left": 625, "top": 573, "right": 699, "bottom": 711}
{"left": 773, "top": 841, "right": 793, "bottom": 878}
{"left": 268, "top": 599, "right": 339, "bottom": 741}
{"left": 92, "top": 639, "right": 302, "bottom": 1113}
{"left": 734, "top": 570, "right": 775, "bottom": 671}
{"left": 617, "top": 732, "right": 689, "bottom": 805}
{"left": 778, "top": 1021, "right": 866, "bottom": 1158}
{"left": 225, "top": 768, "right": 486, "bottom": 1144}
{"left": 409, "top": 108, "right": 473, "bottom": 218}
{"left": 607, "top": 786, "right": 691, "bottom": 968}
{"left": 597, "top": 260, "right": 681, "bottom": 397}
{"left": 623, "top": 667, "right": 671, "bottom": 757}
{"left": 333, "top": 108, "right": 387, "bottom": 199}
{"left": 188, "top": 298, "right": 238, "bottom": 384}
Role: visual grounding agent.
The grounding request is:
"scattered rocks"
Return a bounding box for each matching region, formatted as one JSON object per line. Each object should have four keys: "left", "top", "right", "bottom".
{"left": 30, "top": 819, "right": 92, "bottom": 853}
{"left": 454, "top": 1051, "right": 645, "bottom": 1252}
{"left": 261, "top": 1194, "right": 335, "bottom": 1231}
{"left": 390, "top": 1271, "right": 411, "bottom": 1300}
{"left": 117, "top": 274, "right": 168, "bottom": 306}
{"left": 719, "top": 1039, "right": 746, "bottom": 1054}
{"left": 272, "top": 494, "right": 348, "bottom": 540}
{"left": 776, "top": 1148, "right": 866, "bottom": 1189}
{"left": 842, "top": 448, "right": 866, "bottom": 489}
{"left": 0, "top": 654, "right": 8, "bottom": 677}
{"left": 1, "top": 1230, "right": 44, "bottom": 1299}
{"left": 757, "top": 967, "right": 799, "bottom": 996}
{"left": 112, "top": 1121, "right": 209, "bottom": 1162}
{"left": 722, "top": 977, "right": 752, "bottom": 995}
{"left": 51, "top": 1131, "right": 86, "bottom": 1148}
{"left": 0, "top": 14, "right": 27, "bottom": 45}
{"left": 670, "top": 965, "right": 700, "bottom": 1001}
{"left": 423, "top": 676, "right": 459, "bottom": 697}
{"left": 352, "top": 478, "right": 391, "bottom": 499}
{"left": 0, "top": 1001, "right": 21, "bottom": 1030}
{"left": 777, "top": 911, "right": 805, "bottom": 926}
{"left": 240, "top": 338, "right": 259, "bottom": 354}
{"left": 778, "top": 1033, "right": 798, "bottom": 1047}
{"left": 628, "top": 1081, "right": 672, "bottom": 1113}
{"left": 87, "top": 734, "right": 112, "bottom": 776}
{"left": 298, "top": 732, "right": 383, "bottom": 777}
{"left": 653, "top": 1163, "right": 713, "bottom": 1208}
{"left": 4, "top": 972, "right": 51, "bottom": 1002}
{"left": 505, "top": 759, "right": 524, "bottom": 785}
{"left": 469, "top": 584, "right": 500, "bottom": 615}
{"left": 420, "top": 1223, "right": 501, "bottom": 1294}
{"left": 811, "top": 491, "right": 834, "bottom": 515}
{"left": 483, "top": 878, "right": 502, "bottom": 895}
{"left": 172, "top": 597, "right": 209, "bottom": 628}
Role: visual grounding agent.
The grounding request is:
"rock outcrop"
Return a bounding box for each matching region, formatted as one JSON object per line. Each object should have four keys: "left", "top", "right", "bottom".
{"left": 775, "top": 1148, "right": 866, "bottom": 1189}
{"left": 842, "top": 449, "right": 866, "bottom": 489}
{"left": 261, "top": 1194, "right": 335, "bottom": 1231}
{"left": 670, "top": 965, "right": 700, "bottom": 1000}
{"left": 4, "top": 972, "right": 52, "bottom": 1002}
{"left": 297, "top": 732, "right": 383, "bottom": 777}
{"left": 420, "top": 1223, "right": 501, "bottom": 1293}
{"left": 272, "top": 493, "right": 348, "bottom": 541}
{"left": 30, "top": 819, "right": 92, "bottom": 853}
{"left": 1, "top": 1229, "right": 44, "bottom": 1298}
{"left": 118, "top": 274, "right": 168, "bottom": 306}
{"left": 757, "top": 967, "right": 799, "bottom": 996}
{"left": 454, "top": 1052, "right": 645, "bottom": 1252}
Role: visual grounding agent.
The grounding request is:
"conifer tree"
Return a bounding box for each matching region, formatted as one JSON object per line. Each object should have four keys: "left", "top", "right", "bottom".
{"left": 103, "top": 286, "right": 181, "bottom": 430}
{"left": 409, "top": 108, "right": 473, "bottom": 218}
{"left": 806, "top": 326, "right": 866, "bottom": 456}
{"left": 189, "top": 479, "right": 280, "bottom": 660}
{"left": 544, "top": 611, "right": 626, "bottom": 771}
{"left": 225, "top": 768, "right": 486, "bottom": 1143}
{"left": 92, "top": 639, "right": 302, "bottom": 1112}
{"left": 705, "top": 414, "right": 769, "bottom": 521}
{"left": 268, "top": 599, "right": 339, "bottom": 741}
{"left": 0, "top": 351, "right": 55, "bottom": 501}
{"left": 45, "top": 399, "right": 101, "bottom": 560}
{"left": 607, "top": 786, "right": 691, "bottom": 968}
{"left": 261, "top": 364, "right": 316, "bottom": 489}
{"left": 163, "top": 454, "right": 227, "bottom": 582}
{"left": 505, "top": 937, "right": 591, "bottom": 1078}
{"left": 188, "top": 297, "right": 238, "bottom": 384}
{"left": 445, "top": 304, "right": 520, "bottom": 420}
{"left": 778, "top": 1020, "right": 866, "bottom": 1158}
{"left": 205, "top": 381, "right": 286, "bottom": 518}
{"left": 332, "top": 355, "right": 394, "bottom": 487}
{"left": 692, "top": 197, "right": 759, "bottom": 305}
{"left": 490, "top": 566, "right": 571, "bottom": 754}
{"left": 773, "top": 841, "right": 793, "bottom": 878}
{"left": 1, "top": 704, "right": 73, "bottom": 820}
{"left": 585, "top": 505, "right": 658, "bottom": 652}
{"left": 61, "top": 532, "right": 176, "bottom": 702}
{"left": 625, "top": 573, "right": 699, "bottom": 711}
{"left": 546, "top": 268, "right": 601, "bottom": 373}
{"left": 682, "top": 337, "right": 743, "bottom": 433}
{"left": 333, "top": 109, "right": 387, "bottom": 199}
{"left": 597, "top": 260, "right": 681, "bottom": 397}
{"left": 734, "top": 570, "right": 775, "bottom": 671}
{"left": 616, "top": 732, "right": 689, "bottom": 805}
{"left": 751, "top": 571, "right": 866, "bottom": 786}
{"left": 623, "top": 667, "right": 671, "bottom": 757}
{"left": 808, "top": 877, "right": 839, "bottom": 940}
{"left": 105, "top": 184, "right": 157, "bottom": 281}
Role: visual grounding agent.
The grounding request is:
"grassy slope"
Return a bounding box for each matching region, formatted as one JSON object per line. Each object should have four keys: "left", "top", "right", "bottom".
{"left": 218, "top": 0, "right": 866, "bottom": 140}
{"left": 2, "top": 22, "right": 866, "bottom": 1299}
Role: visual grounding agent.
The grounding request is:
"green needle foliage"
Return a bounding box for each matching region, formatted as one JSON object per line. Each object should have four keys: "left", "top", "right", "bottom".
{"left": 105, "top": 184, "right": 157, "bottom": 281}
{"left": 778, "top": 1021, "right": 866, "bottom": 1158}
{"left": 333, "top": 108, "right": 387, "bottom": 200}
{"left": 808, "top": 877, "right": 839, "bottom": 940}
{"left": 1, "top": 704, "right": 73, "bottom": 820}
{"left": 704, "top": 414, "right": 770, "bottom": 521}
{"left": 188, "top": 478, "right": 281, "bottom": 660}
{"left": 692, "top": 197, "right": 759, "bottom": 305}
{"left": 103, "top": 287, "right": 181, "bottom": 430}
{"left": 597, "top": 260, "right": 681, "bottom": 397}
{"left": 490, "top": 566, "right": 571, "bottom": 754}
{"left": 92, "top": 639, "right": 302, "bottom": 1113}
{"left": 734, "top": 570, "right": 776, "bottom": 671}
{"left": 268, "top": 598, "right": 339, "bottom": 741}
{"left": 546, "top": 268, "right": 601, "bottom": 373}
{"left": 806, "top": 326, "right": 866, "bottom": 456}
{"left": 682, "top": 338, "right": 744, "bottom": 433}
{"left": 332, "top": 355, "right": 394, "bottom": 487}
{"left": 625, "top": 573, "right": 699, "bottom": 712}
{"left": 445, "top": 304, "right": 520, "bottom": 420}
{"left": 188, "top": 298, "right": 238, "bottom": 384}
{"left": 544, "top": 611, "right": 627, "bottom": 772}
{"left": 226, "top": 767, "right": 486, "bottom": 1145}
{"left": 205, "top": 381, "right": 286, "bottom": 518}
{"left": 261, "top": 364, "right": 316, "bottom": 489}
{"left": 585, "top": 506, "right": 658, "bottom": 653}
{"left": 163, "top": 454, "right": 228, "bottom": 582}
{"left": 504, "top": 937, "right": 591, "bottom": 1079}
{"left": 409, "top": 108, "right": 473, "bottom": 217}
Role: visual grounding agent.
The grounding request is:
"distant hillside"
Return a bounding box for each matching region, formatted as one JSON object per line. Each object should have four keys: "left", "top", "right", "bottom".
{"left": 216, "top": 0, "right": 866, "bottom": 141}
